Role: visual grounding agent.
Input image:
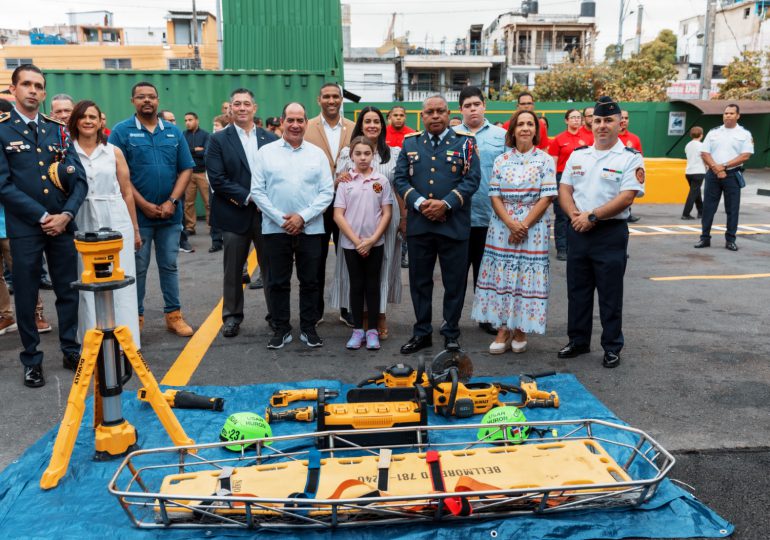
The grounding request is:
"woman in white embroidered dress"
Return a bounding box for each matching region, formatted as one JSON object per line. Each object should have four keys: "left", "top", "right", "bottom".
{"left": 69, "top": 100, "right": 142, "bottom": 347}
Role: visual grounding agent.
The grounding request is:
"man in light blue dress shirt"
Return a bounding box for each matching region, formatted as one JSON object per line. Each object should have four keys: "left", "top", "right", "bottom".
{"left": 251, "top": 103, "right": 334, "bottom": 350}
{"left": 454, "top": 86, "right": 507, "bottom": 336}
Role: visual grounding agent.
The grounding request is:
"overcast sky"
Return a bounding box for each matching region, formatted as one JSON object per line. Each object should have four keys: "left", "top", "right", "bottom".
{"left": 4, "top": 0, "right": 700, "bottom": 60}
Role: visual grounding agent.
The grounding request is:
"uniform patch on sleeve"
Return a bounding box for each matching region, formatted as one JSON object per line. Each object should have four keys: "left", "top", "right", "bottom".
{"left": 635, "top": 167, "right": 645, "bottom": 184}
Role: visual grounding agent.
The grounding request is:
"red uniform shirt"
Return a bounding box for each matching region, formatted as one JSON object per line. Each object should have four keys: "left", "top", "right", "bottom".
{"left": 618, "top": 130, "right": 643, "bottom": 152}
{"left": 385, "top": 124, "right": 415, "bottom": 148}
{"left": 578, "top": 125, "right": 594, "bottom": 145}
{"left": 503, "top": 117, "right": 549, "bottom": 150}
{"left": 548, "top": 129, "right": 592, "bottom": 173}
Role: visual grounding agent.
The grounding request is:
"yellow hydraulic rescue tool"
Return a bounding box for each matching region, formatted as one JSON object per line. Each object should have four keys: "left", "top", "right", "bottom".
{"left": 40, "top": 229, "right": 194, "bottom": 489}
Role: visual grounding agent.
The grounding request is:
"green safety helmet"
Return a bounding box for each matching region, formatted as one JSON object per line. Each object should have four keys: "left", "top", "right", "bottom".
{"left": 219, "top": 412, "right": 273, "bottom": 451}
{"left": 477, "top": 406, "right": 529, "bottom": 444}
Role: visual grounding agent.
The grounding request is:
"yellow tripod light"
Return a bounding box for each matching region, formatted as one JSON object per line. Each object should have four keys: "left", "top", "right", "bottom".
{"left": 41, "top": 229, "right": 194, "bottom": 490}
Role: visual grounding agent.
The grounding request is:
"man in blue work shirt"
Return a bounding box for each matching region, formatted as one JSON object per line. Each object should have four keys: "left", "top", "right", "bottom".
{"left": 109, "top": 81, "right": 196, "bottom": 337}
{"left": 454, "top": 86, "right": 507, "bottom": 336}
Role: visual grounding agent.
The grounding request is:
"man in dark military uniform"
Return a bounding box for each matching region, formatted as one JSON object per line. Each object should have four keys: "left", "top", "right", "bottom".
{"left": 0, "top": 64, "right": 87, "bottom": 388}
{"left": 394, "top": 95, "right": 480, "bottom": 353}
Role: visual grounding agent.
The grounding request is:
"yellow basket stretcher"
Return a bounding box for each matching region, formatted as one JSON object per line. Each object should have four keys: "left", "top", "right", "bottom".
{"left": 108, "top": 419, "right": 675, "bottom": 530}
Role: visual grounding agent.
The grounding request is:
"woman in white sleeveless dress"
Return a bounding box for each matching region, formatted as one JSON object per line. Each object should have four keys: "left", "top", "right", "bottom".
{"left": 68, "top": 100, "right": 142, "bottom": 347}
{"left": 330, "top": 107, "right": 403, "bottom": 338}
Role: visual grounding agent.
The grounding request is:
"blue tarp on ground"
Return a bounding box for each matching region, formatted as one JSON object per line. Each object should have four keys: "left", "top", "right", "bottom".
{"left": 0, "top": 374, "right": 733, "bottom": 539}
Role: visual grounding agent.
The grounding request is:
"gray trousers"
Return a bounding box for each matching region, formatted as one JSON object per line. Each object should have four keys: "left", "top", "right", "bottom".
{"left": 222, "top": 211, "right": 270, "bottom": 324}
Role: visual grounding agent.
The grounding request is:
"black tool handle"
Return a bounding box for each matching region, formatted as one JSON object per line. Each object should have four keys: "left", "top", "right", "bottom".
{"left": 173, "top": 391, "right": 225, "bottom": 411}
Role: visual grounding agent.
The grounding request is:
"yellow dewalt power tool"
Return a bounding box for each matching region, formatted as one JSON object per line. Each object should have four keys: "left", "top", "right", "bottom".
{"left": 428, "top": 350, "right": 559, "bottom": 418}
{"left": 357, "top": 362, "right": 430, "bottom": 389}
{"left": 269, "top": 387, "right": 338, "bottom": 408}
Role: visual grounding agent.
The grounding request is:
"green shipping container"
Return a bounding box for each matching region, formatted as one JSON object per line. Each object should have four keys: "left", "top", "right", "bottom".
{"left": 43, "top": 69, "right": 328, "bottom": 135}
{"left": 222, "top": 0, "right": 344, "bottom": 80}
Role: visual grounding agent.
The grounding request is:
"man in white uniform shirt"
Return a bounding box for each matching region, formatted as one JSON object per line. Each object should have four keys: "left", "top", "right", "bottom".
{"left": 557, "top": 96, "right": 645, "bottom": 369}
{"left": 251, "top": 102, "right": 334, "bottom": 350}
{"left": 694, "top": 104, "right": 754, "bottom": 252}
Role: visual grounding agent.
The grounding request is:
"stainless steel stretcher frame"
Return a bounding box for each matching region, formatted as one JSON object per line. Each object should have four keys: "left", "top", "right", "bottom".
{"left": 107, "top": 419, "right": 675, "bottom": 530}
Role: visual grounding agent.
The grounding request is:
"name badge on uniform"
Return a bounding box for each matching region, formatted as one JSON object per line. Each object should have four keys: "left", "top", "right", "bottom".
{"left": 601, "top": 168, "right": 622, "bottom": 181}
{"left": 166, "top": 133, "right": 176, "bottom": 138}
{"left": 129, "top": 133, "right": 145, "bottom": 138}
{"left": 571, "top": 165, "right": 584, "bottom": 176}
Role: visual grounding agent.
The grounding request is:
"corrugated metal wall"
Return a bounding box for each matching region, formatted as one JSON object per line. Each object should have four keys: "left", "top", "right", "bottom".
{"left": 221, "top": 0, "right": 343, "bottom": 79}
{"left": 42, "top": 70, "right": 328, "bottom": 135}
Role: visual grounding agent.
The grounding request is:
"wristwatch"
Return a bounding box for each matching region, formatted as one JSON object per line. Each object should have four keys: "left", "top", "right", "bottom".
{"left": 167, "top": 197, "right": 179, "bottom": 207}
{"left": 588, "top": 213, "right": 598, "bottom": 223}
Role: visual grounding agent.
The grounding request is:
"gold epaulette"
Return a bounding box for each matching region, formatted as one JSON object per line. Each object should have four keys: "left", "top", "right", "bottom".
{"left": 404, "top": 131, "right": 423, "bottom": 138}
{"left": 0, "top": 112, "right": 9, "bottom": 123}
{"left": 42, "top": 114, "right": 64, "bottom": 125}
{"left": 454, "top": 130, "right": 475, "bottom": 137}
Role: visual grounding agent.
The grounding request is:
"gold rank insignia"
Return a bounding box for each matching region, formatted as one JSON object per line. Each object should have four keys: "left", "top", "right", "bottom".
{"left": 404, "top": 131, "right": 422, "bottom": 138}
{"left": 42, "top": 114, "right": 64, "bottom": 125}
{"left": 0, "top": 112, "right": 9, "bottom": 123}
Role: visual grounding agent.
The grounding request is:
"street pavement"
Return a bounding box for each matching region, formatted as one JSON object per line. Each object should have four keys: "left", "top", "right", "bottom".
{"left": 1, "top": 170, "right": 769, "bottom": 539}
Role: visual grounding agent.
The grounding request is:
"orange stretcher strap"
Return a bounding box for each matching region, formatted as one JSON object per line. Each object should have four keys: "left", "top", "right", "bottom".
{"left": 425, "top": 450, "right": 471, "bottom": 517}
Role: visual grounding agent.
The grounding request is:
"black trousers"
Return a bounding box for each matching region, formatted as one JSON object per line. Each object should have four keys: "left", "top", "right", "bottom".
{"left": 264, "top": 233, "right": 323, "bottom": 334}
{"left": 553, "top": 172, "right": 568, "bottom": 252}
{"left": 701, "top": 171, "right": 741, "bottom": 243}
{"left": 466, "top": 226, "right": 488, "bottom": 290}
{"left": 221, "top": 210, "right": 270, "bottom": 324}
{"left": 682, "top": 174, "right": 704, "bottom": 217}
{"left": 343, "top": 245, "right": 384, "bottom": 330}
{"left": 407, "top": 232, "right": 469, "bottom": 339}
{"left": 317, "top": 204, "right": 339, "bottom": 318}
{"left": 566, "top": 220, "right": 628, "bottom": 354}
{"left": 11, "top": 232, "right": 80, "bottom": 367}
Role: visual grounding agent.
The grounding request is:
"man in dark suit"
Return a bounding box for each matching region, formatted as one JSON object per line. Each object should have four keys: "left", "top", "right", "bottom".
{"left": 0, "top": 64, "right": 87, "bottom": 387}
{"left": 206, "top": 88, "right": 277, "bottom": 337}
{"left": 394, "top": 95, "right": 480, "bottom": 353}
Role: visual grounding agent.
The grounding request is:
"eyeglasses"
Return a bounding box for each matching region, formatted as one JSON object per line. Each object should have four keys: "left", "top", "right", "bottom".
{"left": 567, "top": 116, "right": 582, "bottom": 120}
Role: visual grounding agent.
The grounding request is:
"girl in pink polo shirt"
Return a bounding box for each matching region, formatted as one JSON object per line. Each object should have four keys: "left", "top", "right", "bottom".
{"left": 334, "top": 137, "right": 393, "bottom": 350}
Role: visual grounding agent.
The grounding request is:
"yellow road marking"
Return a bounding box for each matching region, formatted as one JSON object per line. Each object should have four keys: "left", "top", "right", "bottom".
{"left": 161, "top": 250, "right": 258, "bottom": 386}
{"left": 650, "top": 273, "right": 770, "bottom": 282}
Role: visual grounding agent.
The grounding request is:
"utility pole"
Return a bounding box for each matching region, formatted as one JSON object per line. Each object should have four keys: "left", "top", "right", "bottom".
{"left": 700, "top": 0, "right": 717, "bottom": 100}
{"left": 635, "top": 4, "right": 643, "bottom": 55}
{"left": 616, "top": 0, "right": 626, "bottom": 61}
{"left": 215, "top": 0, "right": 223, "bottom": 69}
{"left": 191, "top": 0, "right": 201, "bottom": 69}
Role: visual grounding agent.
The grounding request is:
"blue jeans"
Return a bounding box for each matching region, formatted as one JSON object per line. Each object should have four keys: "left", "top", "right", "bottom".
{"left": 135, "top": 223, "right": 182, "bottom": 315}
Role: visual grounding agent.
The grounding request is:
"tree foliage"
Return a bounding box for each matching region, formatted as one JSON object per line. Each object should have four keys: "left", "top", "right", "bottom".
{"left": 532, "top": 62, "right": 610, "bottom": 102}
{"left": 489, "top": 80, "right": 528, "bottom": 102}
{"left": 718, "top": 50, "right": 764, "bottom": 100}
{"left": 528, "top": 30, "right": 678, "bottom": 102}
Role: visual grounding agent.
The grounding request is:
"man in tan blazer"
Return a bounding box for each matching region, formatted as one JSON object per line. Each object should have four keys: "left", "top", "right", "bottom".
{"left": 303, "top": 83, "right": 355, "bottom": 325}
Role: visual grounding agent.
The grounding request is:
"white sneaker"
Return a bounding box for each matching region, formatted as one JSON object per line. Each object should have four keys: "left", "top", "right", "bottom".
{"left": 511, "top": 340, "right": 528, "bottom": 353}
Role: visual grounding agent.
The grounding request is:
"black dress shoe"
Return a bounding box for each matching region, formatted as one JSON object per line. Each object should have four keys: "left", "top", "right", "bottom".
{"left": 24, "top": 365, "right": 45, "bottom": 388}
{"left": 693, "top": 239, "right": 710, "bottom": 249}
{"left": 400, "top": 335, "right": 432, "bottom": 354}
{"left": 248, "top": 276, "right": 263, "bottom": 289}
{"left": 222, "top": 321, "right": 240, "bottom": 338}
{"left": 603, "top": 351, "right": 621, "bottom": 368}
{"left": 626, "top": 214, "right": 640, "bottom": 223}
{"left": 39, "top": 277, "right": 54, "bottom": 290}
{"left": 681, "top": 215, "right": 695, "bottom": 220}
{"left": 444, "top": 336, "right": 461, "bottom": 351}
{"left": 557, "top": 342, "right": 590, "bottom": 358}
{"left": 208, "top": 243, "right": 223, "bottom": 253}
{"left": 478, "top": 322, "right": 497, "bottom": 336}
{"left": 63, "top": 351, "right": 80, "bottom": 371}
{"left": 725, "top": 242, "right": 738, "bottom": 251}
{"left": 241, "top": 272, "right": 250, "bottom": 284}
